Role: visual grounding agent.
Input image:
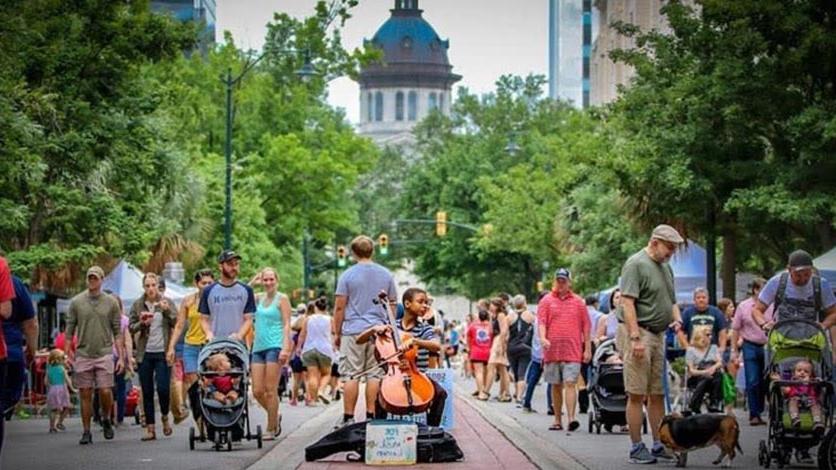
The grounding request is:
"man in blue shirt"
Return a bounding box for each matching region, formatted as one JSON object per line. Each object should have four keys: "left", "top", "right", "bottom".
{"left": 1, "top": 275, "right": 37, "bottom": 419}
{"left": 680, "top": 287, "right": 727, "bottom": 355}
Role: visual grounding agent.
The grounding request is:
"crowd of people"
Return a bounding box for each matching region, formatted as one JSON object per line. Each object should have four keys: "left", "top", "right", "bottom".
{"left": 1, "top": 225, "right": 835, "bottom": 467}
{"left": 456, "top": 225, "right": 836, "bottom": 465}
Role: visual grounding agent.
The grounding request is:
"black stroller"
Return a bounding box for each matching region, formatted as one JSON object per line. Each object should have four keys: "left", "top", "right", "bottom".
{"left": 588, "top": 339, "right": 629, "bottom": 433}
{"left": 188, "top": 338, "right": 262, "bottom": 451}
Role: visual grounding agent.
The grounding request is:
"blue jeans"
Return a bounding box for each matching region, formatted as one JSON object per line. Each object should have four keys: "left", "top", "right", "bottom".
{"left": 742, "top": 341, "right": 766, "bottom": 418}
{"left": 139, "top": 352, "right": 170, "bottom": 425}
{"left": 114, "top": 372, "right": 129, "bottom": 423}
{"left": 522, "top": 359, "right": 552, "bottom": 411}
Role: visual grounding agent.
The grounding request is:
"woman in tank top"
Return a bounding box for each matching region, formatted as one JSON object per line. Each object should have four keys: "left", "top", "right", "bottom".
{"left": 297, "top": 296, "right": 335, "bottom": 405}
{"left": 249, "top": 267, "right": 291, "bottom": 439}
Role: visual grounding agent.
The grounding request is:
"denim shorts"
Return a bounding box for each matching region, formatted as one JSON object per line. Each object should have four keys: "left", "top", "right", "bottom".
{"left": 183, "top": 344, "right": 202, "bottom": 374}
{"left": 252, "top": 347, "right": 281, "bottom": 364}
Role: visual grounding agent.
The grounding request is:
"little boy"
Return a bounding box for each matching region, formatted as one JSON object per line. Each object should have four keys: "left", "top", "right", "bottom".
{"left": 357, "top": 287, "right": 448, "bottom": 426}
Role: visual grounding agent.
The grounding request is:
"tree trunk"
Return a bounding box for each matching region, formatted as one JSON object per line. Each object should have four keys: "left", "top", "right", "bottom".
{"left": 722, "top": 230, "right": 737, "bottom": 302}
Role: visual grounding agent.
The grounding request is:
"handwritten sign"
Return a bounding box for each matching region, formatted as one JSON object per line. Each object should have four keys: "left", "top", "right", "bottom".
{"left": 366, "top": 421, "right": 417, "bottom": 465}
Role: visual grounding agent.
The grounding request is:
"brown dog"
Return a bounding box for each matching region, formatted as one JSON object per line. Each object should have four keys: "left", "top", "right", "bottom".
{"left": 658, "top": 413, "right": 743, "bottom": 467}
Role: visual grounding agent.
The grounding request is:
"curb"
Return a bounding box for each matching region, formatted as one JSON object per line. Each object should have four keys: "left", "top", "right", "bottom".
{"left": 456, "top": 390, "right": 588, "bottom": 470}
{"left": 246, "top": 403, "right": 342, "bottom": 470}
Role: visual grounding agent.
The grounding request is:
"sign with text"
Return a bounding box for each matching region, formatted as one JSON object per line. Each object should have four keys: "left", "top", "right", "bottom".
{"left": 365, "top": 421, "right": 417, "bottom": 465}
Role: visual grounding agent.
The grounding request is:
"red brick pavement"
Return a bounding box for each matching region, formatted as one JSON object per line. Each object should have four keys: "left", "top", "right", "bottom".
{"left": 298, "top": 395, "right": 538, "bottom": 469}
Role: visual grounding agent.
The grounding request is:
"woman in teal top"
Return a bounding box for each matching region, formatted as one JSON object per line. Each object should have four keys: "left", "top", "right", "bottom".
{"left": 248, "top": 267, "right": 291, "bottom": 439}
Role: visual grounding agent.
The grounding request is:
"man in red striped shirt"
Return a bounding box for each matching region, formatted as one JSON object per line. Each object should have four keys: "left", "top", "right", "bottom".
{"left": 537, "top": 268, "right": 590, "bottom": 432}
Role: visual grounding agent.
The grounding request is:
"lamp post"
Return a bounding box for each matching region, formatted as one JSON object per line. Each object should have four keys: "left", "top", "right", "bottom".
{"left": 221, "top": 50, "right": 318, "bottom": 249}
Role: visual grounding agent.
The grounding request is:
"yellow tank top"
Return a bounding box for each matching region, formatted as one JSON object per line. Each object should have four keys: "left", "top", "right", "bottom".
{"left": 185, "top": 297, "right": 207, "bottom": 345}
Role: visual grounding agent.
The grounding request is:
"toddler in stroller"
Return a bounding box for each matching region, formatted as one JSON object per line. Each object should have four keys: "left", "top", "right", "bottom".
{"left": 203, "top": 353, "right": 242, "bottom": 406}
{"left": 779, "top": 358, "right": 825, "bottom": 435}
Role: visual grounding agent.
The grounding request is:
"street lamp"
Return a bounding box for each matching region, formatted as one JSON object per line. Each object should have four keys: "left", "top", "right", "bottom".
{"left": 222, "top": 50, "right": 318, "bottom": 249}
{"left": 504, "top": 133, "right": 521, "bottom": 157}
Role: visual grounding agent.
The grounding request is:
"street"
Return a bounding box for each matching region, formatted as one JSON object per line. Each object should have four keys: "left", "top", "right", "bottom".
{"left": 4, "top": 368, "right": 796, "bottom": 470}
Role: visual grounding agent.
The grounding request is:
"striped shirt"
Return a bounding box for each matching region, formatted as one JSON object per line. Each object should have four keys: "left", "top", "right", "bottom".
{"left": 397, "top": 319, "right": 434, "bottom": 371}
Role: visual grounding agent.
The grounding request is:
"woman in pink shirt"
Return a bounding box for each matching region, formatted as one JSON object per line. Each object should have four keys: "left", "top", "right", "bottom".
{"left": 467, "top": 309, "right": 493, "bottom": 400}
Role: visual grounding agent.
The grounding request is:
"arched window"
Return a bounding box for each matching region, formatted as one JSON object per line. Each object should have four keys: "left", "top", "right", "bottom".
{"left": 395, "top": 91, "right": 404, "bottom": 121}
{"left": 408, "top": 91, "right": 417, "bottom": 120}
{"left": 428, "top": 92, "right": 438, "bottom": 111}
{"left": 439, "top": 92, "right": 445, "bottom": 112}
{"left": 366, "top": 92, "right": 373, "bottom": 122}
{"left": 375, "top": 91, "right": 384, "bottom": 121}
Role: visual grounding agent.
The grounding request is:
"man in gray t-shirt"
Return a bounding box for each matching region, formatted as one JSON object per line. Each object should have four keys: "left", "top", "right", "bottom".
{"left": 333, "top": 235, "right": 397, "bottom": 427}
{"left": 199, "top": 250, "right": 256, "bottom": 342}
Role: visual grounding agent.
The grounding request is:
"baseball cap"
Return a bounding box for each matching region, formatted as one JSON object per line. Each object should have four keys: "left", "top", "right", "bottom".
{"left": 86, "top": 266, "right": 105, "bottom": 279}
{"left": 217, "top": 249, "right": 242, "bottom": 263}
{"left": 788, "top": 249, "right": 813, "bottom": 272}
{"left": 651, "top": 224, "right": 685, "bottom": 244}
{"left": 554, "top": 268, "right": 571, "bottom": 280}
{"left": 295, "top": 303, "right": 307, "bottom": 314}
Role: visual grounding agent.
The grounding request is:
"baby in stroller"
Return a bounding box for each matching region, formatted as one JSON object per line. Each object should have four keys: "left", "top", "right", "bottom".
{"left": 203, "top": 352, "right": 241, "bottom": 405}
{"left": 779, "top": 359, "right": 824, "bottom": 434}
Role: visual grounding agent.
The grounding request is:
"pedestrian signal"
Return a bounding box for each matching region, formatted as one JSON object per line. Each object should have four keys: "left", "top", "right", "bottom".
{"left": 378, "top": 234, "right": 389, "bottom": 256}
{"left": 337, "top": 245, "right": 347, "bottom": 267}
{"left": 435, "top": 211, "right": 447, "bottom": 237}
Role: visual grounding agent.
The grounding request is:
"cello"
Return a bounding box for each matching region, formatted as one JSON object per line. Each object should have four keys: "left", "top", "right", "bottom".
{"left": 373, "top": 291, "right": 435, "bottom": 416}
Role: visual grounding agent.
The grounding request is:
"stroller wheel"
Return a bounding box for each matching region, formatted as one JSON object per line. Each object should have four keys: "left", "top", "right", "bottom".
{"left": 227, "top": 438, "right": 233, "bottom": 452}
{"left": 256, "top": 425, "right": 263, "bottom": 449}
{"left": 596, "top": 424, "right": 601, "bottom": 435}
{"left": 189, "top": 427, "right": 195, "bottom": 451}
{"left": 604, "top": 423, "right": 613, "bottom": 433}
{"left": 588, "top": 411, "right": 594, "bottom": 433}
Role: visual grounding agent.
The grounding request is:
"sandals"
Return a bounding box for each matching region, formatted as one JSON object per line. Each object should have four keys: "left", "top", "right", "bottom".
{"left": 568, "top": 420, "right": 580, "bottom": 432}
{"left": 162, "top": 415, "right": 172, "bottom": 436}
{"left": 141, "top": 429, "right": 156, "bottom": 441}
{"left": 471, "top": 391, "right": 480, "bottom": 397}
{"left": 498, "top": 395, "right": 513, "bottom": 403}
{"left": 476, "top": 393, "right": 489, "bottom": 401}
{"left": 548, "top": 423, "right": 563, "bottom": 431}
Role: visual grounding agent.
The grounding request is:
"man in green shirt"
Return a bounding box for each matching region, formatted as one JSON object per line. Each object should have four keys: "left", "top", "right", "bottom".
{"left": 65, "top": 266, "right": 124, "bottom": 445}
{"left": 616, "top": 225, "right": 684, "bottom": 464}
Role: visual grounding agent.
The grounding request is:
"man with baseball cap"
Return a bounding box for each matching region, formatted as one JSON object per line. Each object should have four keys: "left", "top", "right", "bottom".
{"left": 617, "top": 224, "right": 685, "bottom": 464}
{"left": 537, "top": 267, "right": 590, "bottom": 433}
{"left": 199, "top": 250, "right": 256, "bottom": 343}
{"left": 66, "top": 265, "right": 124, "bottom": 445}
{"left": 752, "top": 249, "right": 836, "bottom": 329}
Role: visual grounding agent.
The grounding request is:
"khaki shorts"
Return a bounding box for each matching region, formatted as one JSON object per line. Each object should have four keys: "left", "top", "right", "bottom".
{"left": 615, "top": 324, "right": 665, "bottom": 396}
{"left": 73, "top": 355, "right": 114, "bottom": 389}
{"left": 543, "top": 362, "right": 581, "bottom": 385}
{"left": 338, "top": 335, "right": 382, "bottom": 381}
{"left": 302, "top": 349, "right": 333, "bottom": 370}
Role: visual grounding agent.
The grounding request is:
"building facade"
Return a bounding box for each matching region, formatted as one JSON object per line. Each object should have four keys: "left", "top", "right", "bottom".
{"left": 548, "top": 0, "right": 597, "bottom": 108}
{"left": 151, "top": 0, "right": 216, "bottom": 47}
{"left": 357, "top": 0, "right": 461, "bottom": 146}
{"left": 590, "top": 0, "right": 691, "bottom": 106}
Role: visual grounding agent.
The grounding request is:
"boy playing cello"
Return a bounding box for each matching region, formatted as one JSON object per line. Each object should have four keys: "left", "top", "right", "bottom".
{"left": 356, "top": 287, "right": 448, "bottom": 426}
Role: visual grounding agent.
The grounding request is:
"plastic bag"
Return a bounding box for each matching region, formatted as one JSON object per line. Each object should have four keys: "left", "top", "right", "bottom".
{"left": 722, "top": 372, "right": 736, "bottom": 405}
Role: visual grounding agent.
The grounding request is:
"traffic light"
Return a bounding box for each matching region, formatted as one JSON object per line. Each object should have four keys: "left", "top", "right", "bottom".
{"left": 435, "top": 211, "right": 447, "bottom": 237}
{"left": 378, "top": 234, "right": 389, "bottom": 256}
{"left": 337, "top": 245, "right": 347, "bottom": 268}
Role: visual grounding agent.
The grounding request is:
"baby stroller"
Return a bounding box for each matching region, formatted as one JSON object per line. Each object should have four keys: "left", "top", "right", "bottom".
{"left": 188, "top": 338, "right": 262, "bottom": 451}
{"left": 588, "top": 339, "right": 631, "bottom": 433}
{"left": 758, "top": 319, "right": 833, "bottom": 468}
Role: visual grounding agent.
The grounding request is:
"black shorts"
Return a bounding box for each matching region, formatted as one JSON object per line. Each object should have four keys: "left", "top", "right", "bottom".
{"left": 290, "top": 357, "right": 306, "bottom": 374}
{"left": 507, "top": 354, "right": 531, "bottom": 383}
{"left": 330, "top": 362, "right": 340, "bottom": 378}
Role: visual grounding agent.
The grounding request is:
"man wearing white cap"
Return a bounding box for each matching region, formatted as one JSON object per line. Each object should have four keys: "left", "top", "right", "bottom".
{"left": 617, "top": 224, "right": 684, "bottom": 464}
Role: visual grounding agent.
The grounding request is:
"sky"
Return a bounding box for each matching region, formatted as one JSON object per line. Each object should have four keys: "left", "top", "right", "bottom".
{"left": 216, "top": 0, "right": 548, "bottom": 124}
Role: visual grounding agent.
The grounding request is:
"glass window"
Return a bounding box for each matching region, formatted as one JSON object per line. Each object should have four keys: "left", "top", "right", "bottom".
{"left": 375, "top": 91, "right": 383, "bottom": 122}
{"left": 366, "top": 92, "right": 373, "bottom": 122}
{"left": 439, "top": 93, "right": 445, "bottom": 112}
{"left": 428, "top": 92, "right": 438, "bottom": 111}
{"left": 408, "top": 91, "right": 417, "bottom": 120}
{"left": 395, "top": 91, "right": 404, "bottom": 121}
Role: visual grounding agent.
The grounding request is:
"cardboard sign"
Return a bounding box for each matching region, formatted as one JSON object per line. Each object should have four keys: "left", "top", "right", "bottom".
{"left": 384, "top": 368, "right": 455, "bottom": 430}
{"left": 365, "top": 420, "right": 417, "bottom": 465}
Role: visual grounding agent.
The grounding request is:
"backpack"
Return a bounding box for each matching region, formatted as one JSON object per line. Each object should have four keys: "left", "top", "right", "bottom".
{"left": 507, "top": 315, "right": 533, "bottom": 356}
{"left": 305, "top": 421, "right": 464, "bottom": 463}
{"left": 774, "top": 272, "right": 823, "bottom": 321}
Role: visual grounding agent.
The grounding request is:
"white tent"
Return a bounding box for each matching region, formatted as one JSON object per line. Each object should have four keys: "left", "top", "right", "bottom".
{"left": 102, "top": 260, "right": 196, "bottom": 311}
{"left": 813, "top": 247, "right": 836, "bottom": 289}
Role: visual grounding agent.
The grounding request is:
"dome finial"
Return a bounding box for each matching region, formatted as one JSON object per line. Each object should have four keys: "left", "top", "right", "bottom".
{"left": 394, "top": 0, "right": 419, "bottom": 10}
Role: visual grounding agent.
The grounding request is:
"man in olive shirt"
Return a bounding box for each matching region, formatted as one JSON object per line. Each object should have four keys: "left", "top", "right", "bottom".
{"left": 65, "top": 266, "right": 124, "bottom": 445}
{"left": 616, "top": 225, "right": 684, "bottom": 464}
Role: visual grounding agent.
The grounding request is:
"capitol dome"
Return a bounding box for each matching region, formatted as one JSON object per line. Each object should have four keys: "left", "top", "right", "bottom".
{"left": 357, "top": 0, "right": 461, "bottom": 145}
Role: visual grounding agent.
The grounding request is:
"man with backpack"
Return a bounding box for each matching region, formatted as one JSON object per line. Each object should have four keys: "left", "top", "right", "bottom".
{"left": 752, "top": 249, "right": 836, "bottom": 330}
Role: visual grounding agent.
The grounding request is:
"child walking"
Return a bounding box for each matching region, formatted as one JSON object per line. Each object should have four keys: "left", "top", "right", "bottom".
{"left": 47, "top": 349, "right": 75, "bottom": 432}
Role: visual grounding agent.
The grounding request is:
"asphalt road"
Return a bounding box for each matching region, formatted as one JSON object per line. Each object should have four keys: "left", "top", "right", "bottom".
{"left": 2, "top": 394, "right": 330, "bottom": 470}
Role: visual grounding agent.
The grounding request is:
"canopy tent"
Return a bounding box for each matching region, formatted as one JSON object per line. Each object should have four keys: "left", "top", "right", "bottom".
{"left": 102, "top": 260, "right": 196, "bottom": 311}
{"left": 814, "top": 247, "right": 836, "bottom": 288}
